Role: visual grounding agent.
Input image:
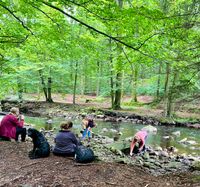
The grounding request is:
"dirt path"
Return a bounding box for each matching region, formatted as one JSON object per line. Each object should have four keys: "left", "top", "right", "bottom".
{"left": 0, "top": 141, "right": 199, "bottom": 187}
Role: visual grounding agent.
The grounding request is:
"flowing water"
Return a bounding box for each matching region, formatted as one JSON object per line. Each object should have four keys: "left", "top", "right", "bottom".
{"left": 1, "top": 115, "right": 200, "bottom": 156}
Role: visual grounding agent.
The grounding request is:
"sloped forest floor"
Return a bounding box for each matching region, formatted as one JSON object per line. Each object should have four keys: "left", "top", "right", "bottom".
{"left": 0, "top": 93, "right": 200, "bottom": 186}
{"left": 0, "top": 141, "right": 200, "bottom": 187}
{"left": 23, "top": 93, "right": 200, "bottom": 120}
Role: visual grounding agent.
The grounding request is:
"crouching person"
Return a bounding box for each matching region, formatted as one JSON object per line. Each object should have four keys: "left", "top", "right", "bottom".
{"left": 130, "top": 130, "right": 148, "bottom": 156}
{"left": 0, "top": 107, "right": 26, "bottom": 142}
{"left": 53, "top": 121, "right": 78, "bottom": 157}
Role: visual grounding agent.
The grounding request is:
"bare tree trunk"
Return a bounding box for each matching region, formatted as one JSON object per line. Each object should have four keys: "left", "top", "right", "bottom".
{"left": 156, "top": 62, "right": 162, "bottom": 100}
{"left": 96, "top": 61, "right": 100, "bottom": 96}
{"left": 113, "top": 72, "right": 122, "bottom": 109}
{"left": 80, "top": 75, "right": 85, "bottom": 96}
{"left": 164, "top": 62, "right": 171, "bottom": 117}
{"left": 164, "top": 62, "right": 170, "bottom": 94}
{"left": 109, "top": 38, "right": 114, "bottom": 108}
{"left": 113, "top": 0, "right": 123, "bottom": 110}
{"left": 165, "top": 71, "right": 178, "bottom": 117}
{"left": 132, "top": 65, "right": 138, "bottom": 102}
{"left": 38, "top": 70, "right": 48, "bottom": 101}
{"left": 73, "top": 61, "right": 78, "bottom": 104}
{"left": 47, "top": 77, "right": 53, "bottom": 102}
{"left": 17, "top": 77, "right": 23, "bottom": 101}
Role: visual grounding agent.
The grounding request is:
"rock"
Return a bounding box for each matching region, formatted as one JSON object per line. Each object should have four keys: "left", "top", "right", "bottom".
{"left": 96, "top": 115, "right": 105, "bottom": 119}
{"left": 171, "top": 131, "right": 181, "bottom": 136}
{"left": 117, "top": 131, "right": 123, "bottom": 135}
{"left": 141, "top": 125, "right": 157, "bottom": 133}
{"left": 143, "top": 162, "right": 157, "bottom": 169}
{"left": 101, "top": 137, "right": 114, "bottom": 144}
{"left": 163, "top": 136, "right": 170, "bottom": 139}
{"left": 125, "top": 137, "right": 132, "bottom": 142}
{"left": 101, "top": 128, "right": 108, "bottom": 132}
{"left": 142, "top": 152, "right": 150, "bottom": 160}
{"left": 154, "top": 146, "right": 163, "bottom": 151}
{"left": 191, "top": 161, "right": 200, "bottom": 171}
{"left": 167, "top": 161, "right": 183, "bottom": 169}
{"left": 185, "top": 140, "right": 197, "bottom": 145}
{"left": 115, "top": 157, "right": 128, "bottom": 164}
{"left": 110, "top": 129, "right": 118, "bottom": 133}
{"left": 179, "top": 138, "right": 197, "bottom": 145}
{"left": 159, "top": 151, "right": 169, "bottom": 157}
{"left": 179, "top": 138, "right": 187, "bottom": 143}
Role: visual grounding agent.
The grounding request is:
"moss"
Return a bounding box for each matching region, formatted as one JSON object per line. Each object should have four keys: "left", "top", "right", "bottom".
{"left": 192, "top": 175, "right": 200, "bottom": 182}
{"left": 192, "top": 161, "right": 200, "bottom": 171}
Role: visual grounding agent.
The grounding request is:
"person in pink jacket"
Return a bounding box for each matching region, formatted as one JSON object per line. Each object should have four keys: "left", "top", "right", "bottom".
{"left": 130, "top": 130, "right": 148, "bottom": 156}
{"left": 0, "top": 107, "right": 26, "bottom": 142}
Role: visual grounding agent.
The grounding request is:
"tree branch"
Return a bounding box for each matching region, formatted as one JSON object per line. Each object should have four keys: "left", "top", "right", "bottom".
{"left": 42, "top": 1, "right": 156, "bottom": 59}
{"left": 64, "top": 0, "right": 117, "bottom": 21}
{"left": 136, "top": 32, "right": 162, "bottom": 49}
{"left": 30, "top": 4, "right": 61, "bottom": 28}
{"left": 139, "top": 12, "right": 200, "bottom": 20}
{"left": 0, "top": 35, "right": 29, "bottom": 44}
{"left": 0, "top": 4, "right": 34, "bottom": 35}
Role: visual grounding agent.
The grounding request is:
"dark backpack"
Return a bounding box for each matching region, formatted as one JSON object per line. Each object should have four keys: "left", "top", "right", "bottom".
{"left": 74, "top": 145, "right": 95, "bottom": 163}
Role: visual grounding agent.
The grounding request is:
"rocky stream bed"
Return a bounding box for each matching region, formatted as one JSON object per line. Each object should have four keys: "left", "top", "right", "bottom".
{"left": 1, "top": 100, "right": 200, "bottom": 179}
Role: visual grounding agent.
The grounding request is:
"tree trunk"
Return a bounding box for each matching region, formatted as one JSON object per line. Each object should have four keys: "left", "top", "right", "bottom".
{"left": 109, "top": 38, "right": 114, "bottom": 108}
{"left": 164, "top": 62, "right": 170, "bottom": 94}
{"left": 132, "top": 65, "right": 138, "bottom": 102}
{"left": 113, "top": 72, "right": 122, "bottom": 109}
{"left": 17, "top": 77, "right": 23, "bottom": 101}
{"left": 73, "top": 61, "right": 78, "bottom": 104}
{"left": 156, "top": 62, "right": 162, "bottom": 100}
{"left": 96, "top": 61, "right": 100, "bottom": 96}
{"left": 80, "top": 75, "right": 85, "bottom": 96}
{"left": 38, "top": 70, "right": 48, "bottom": 101}
{"left": 165, "top": 71, "right": 178, "bottom": 117}
{"left": 164, "top": 63, "right": 170, "bottom": 117}
{"left": 47, "top": 77, "right": 53, "bottom": 102}
{"left": 113, "top": 0, "right": 123, "bottom": 110}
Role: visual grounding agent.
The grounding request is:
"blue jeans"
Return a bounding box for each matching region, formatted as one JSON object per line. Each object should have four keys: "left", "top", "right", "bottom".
{"left": 82, "top": 128, "right": 91, "bottom": 139}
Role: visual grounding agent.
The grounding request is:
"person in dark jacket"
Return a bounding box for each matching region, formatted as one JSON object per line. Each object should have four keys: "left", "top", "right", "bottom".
{"left": 0, "top": 107, "right": 26, "bottom": 142}
{"left": 53, "top": 121, "right": 78, "bottom": 157}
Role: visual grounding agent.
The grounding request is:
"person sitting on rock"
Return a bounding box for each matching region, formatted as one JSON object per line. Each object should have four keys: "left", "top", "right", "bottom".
{"left": 53, "top": 121, "right": 79, "bottom": 157}
{"left": 0, "top": 107, "right": 26, "bottom": 142}
{"left": 81, "top": 116, "right": 96, "bottom": 142}
{"left": 130, "top": 130, "right": 148, "bottom": 156}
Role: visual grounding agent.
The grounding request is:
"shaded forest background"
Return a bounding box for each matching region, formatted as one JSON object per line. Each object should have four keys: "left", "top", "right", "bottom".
{"left": 0, "top": 0, "right": 199, "bottom": 119}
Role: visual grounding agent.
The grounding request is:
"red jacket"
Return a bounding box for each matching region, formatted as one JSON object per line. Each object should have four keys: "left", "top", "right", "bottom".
{"left": 0, "top": 114, "right": 24, "bottom": 139}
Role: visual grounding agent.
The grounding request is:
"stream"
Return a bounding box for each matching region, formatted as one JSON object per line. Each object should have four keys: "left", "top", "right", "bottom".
{"left": 24, "top": 116, "right": 200, "bottom": 157}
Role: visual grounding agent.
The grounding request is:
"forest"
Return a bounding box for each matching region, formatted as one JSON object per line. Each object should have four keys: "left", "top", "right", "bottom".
{"left": 0, "top": 0, "right": 199, "bottom": 118}
{"left": 0, "top": 1, "right": 200, "bottom": 186}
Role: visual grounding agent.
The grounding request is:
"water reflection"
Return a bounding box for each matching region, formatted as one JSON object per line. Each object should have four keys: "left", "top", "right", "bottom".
{"left": 24, "top": 116, "right": 200, "bottom": 156}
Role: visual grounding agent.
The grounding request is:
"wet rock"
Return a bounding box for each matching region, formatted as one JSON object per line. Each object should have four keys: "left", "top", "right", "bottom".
{"left": 101, "top": 137, "right": 114, "bottom": 144}
{"left": 191, "top": 161, "right": 200, "bottom": 171}
{"left": 142, "top": 152, "right": 150, "bottom": 160}
{"left": 96, "top": 115, "right": 105, "bottom": 119}
{"left": 172, "top": 131, "right": 181, "bottom": 137}
{"left": 101, "top": 128, "right": 108, "bottom": 133}
{"left": 143, "top": 162, "right": 157, "bottom": 169}
{"left": 141, "top": 125, "right": 157, "bottom": 133}
{"left": 158, "top": 150, "right": 169, "bottom": 157}
{"left": 179, "top": 138, "right": 197, "bottom": 145}
{"left": 110, "top": 129, "right": 118, "bottom": 133}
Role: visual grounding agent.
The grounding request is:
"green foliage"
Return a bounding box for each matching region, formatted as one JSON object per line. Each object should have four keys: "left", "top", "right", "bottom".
{"left": 0, "top": 0, "right": 199, "bottom": 113}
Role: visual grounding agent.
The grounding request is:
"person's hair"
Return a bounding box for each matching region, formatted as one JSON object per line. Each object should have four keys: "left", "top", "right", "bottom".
{"left": 133, "top": 136, "right": 139, "bottom": 142}
{"left": 10, "top": 107, "right": 19, "bottom": 115}
{"left": 60, "top": 121, "right": 73, "bottom": 130}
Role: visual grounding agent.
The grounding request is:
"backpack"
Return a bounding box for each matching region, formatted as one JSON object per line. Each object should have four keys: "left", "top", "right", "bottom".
{"left": 74, "top": 145, "right": 95, "bottom": 163}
